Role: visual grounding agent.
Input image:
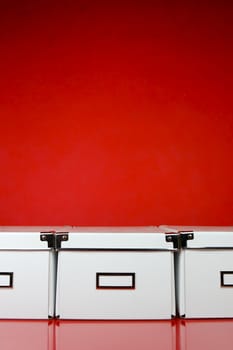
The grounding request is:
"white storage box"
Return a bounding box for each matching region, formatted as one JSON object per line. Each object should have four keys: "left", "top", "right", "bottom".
{"left": 0, "top": 226, "right": 63, "bottom": 319}
{"left": 56, "top": 226, "right": 178, "bottom": 319}
{"left": 160, "top": 225, "right": 233, "bottom": 318}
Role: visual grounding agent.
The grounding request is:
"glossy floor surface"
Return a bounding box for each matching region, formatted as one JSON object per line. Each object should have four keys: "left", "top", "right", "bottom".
{"left": 1, "top": 319, "right": 233, "bottom": 350}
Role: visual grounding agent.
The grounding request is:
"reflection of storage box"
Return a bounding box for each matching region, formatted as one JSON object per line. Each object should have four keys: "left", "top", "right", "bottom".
{"left": 160, "top": 226, "right": 233, "bottom": 318}
{"left": 56, "top": 226, "right": 177, "bottom": 319}
{"left": 0, "top": 320, "right": 53, "bottom": 350}
{"left": 0, "top": 226, "right": 58, "bottom": 319}
{"left": 179, "top": 319, "right": 233, "bottom": 350}
{"left": 56, "top": 320, "right": 176, "bottom": 350}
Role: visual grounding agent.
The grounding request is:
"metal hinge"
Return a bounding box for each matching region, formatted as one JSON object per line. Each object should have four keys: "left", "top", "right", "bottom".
{"left": 166, "top": 232, "right": 194, "bottom": 249}
{"left": 40, "top": 232, "right": 69, "bottom": 249}
{"left": 40, "top": 232, "right": 56, "bottom": 248}
{"left": 165, "top": 233, "right": 180, "bottom": 249}
{"left": 179, "top": 231, "right": 194, "bottom": 248}
{"left": 55, "top": 233, "right": 69, "bottom": 249}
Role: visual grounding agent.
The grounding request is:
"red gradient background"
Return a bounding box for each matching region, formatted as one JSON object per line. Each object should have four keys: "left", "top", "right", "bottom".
{"left": 0, "top": 1, "right": 233, "bottom": 226}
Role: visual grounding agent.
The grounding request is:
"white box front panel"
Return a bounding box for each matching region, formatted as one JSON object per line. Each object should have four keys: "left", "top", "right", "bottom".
{"left": 181, "top": 249, "right": 233, "bottom": 318}
{"left": 0, "top": 251, "right": 53, "bottom": 319}
{"left": 57, "top": 251, "right": 175, "bottom": 319}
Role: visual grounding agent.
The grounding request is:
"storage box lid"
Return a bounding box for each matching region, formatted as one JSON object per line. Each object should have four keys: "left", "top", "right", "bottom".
{"left": 58, "top": 226, "right": 176, "bottom": 250}
{"left": 159, "top": 225, "right": 233, "bottom": 248}
{"left": 0, "top": 226, "right": 70, "bottom": 250}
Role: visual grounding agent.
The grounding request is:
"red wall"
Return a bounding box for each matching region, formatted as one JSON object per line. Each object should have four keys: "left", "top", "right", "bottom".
{"left": 0, "top": 1, "right": 233, "bottom": 226}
